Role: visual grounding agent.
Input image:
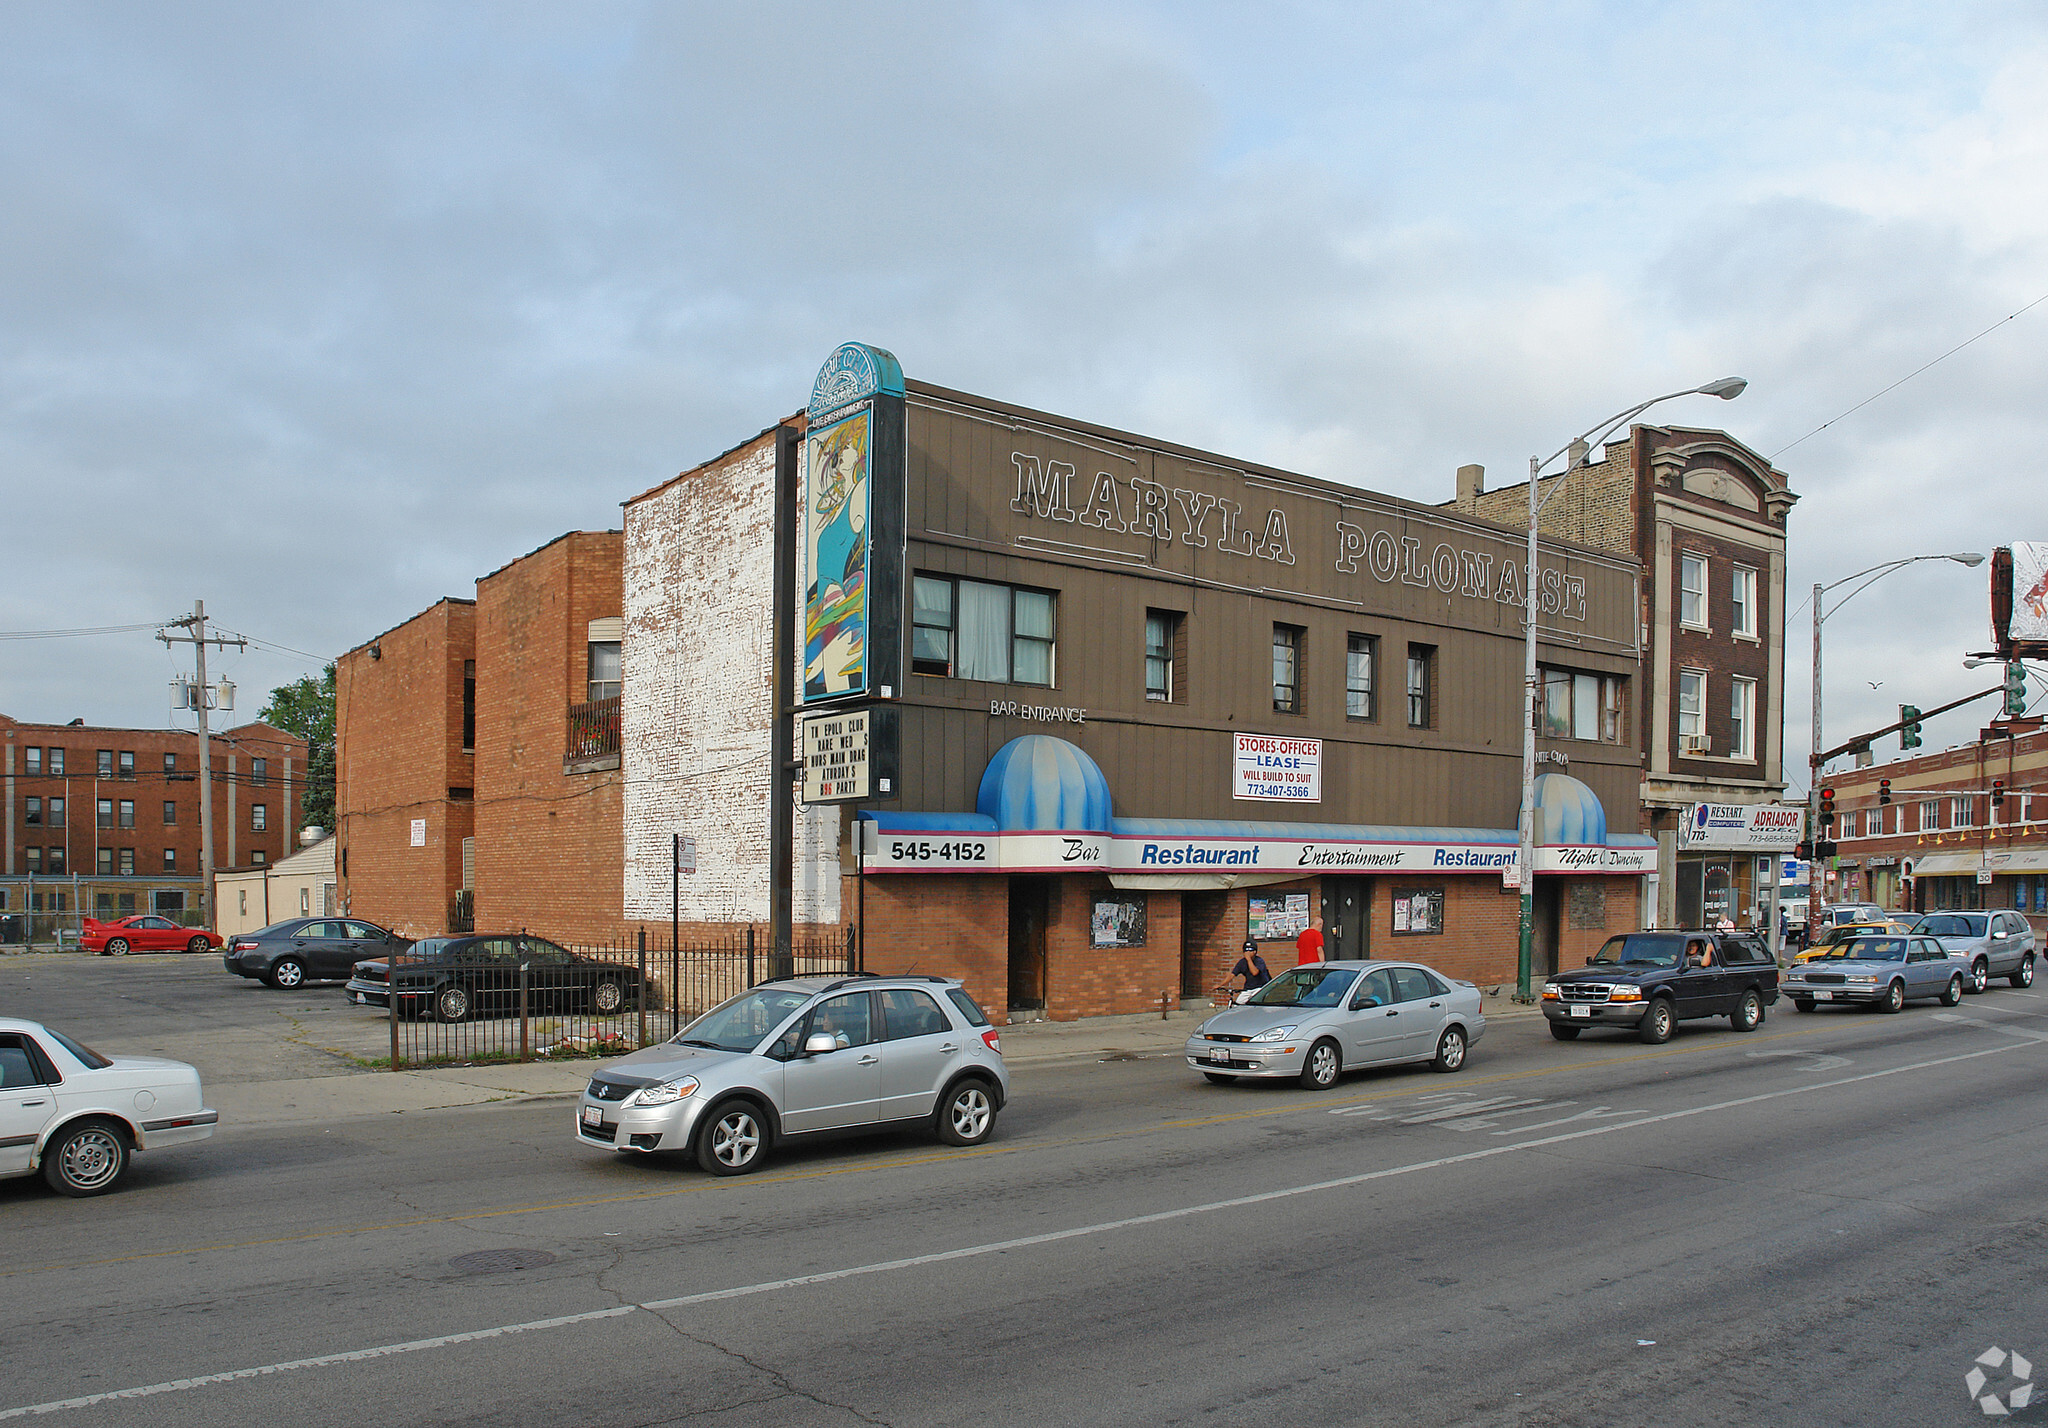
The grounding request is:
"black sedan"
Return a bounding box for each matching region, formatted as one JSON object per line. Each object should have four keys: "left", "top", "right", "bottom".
{"left": 344, "top": 933, "right": 640, "bottom": 1023}
{"left": 223, "top": 918, "right": 412, "bottom": 989}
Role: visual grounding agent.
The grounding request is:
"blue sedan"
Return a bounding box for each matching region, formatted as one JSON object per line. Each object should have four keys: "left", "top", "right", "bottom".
{"left": 1781, "top": 935, "right": 1964, "bottom": 1013}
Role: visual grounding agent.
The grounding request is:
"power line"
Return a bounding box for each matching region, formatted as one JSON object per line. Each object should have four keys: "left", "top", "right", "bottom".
{"left": 0, "top": 621, "right": 171, "bottom": 641}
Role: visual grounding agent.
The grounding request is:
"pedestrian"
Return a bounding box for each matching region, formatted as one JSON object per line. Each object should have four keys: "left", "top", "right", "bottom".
{"left": 1231, "top": 939, "right": 1270, "bottom": 993}
{"left": 1296, "top": 916, "right": 1325, "bottom": 965}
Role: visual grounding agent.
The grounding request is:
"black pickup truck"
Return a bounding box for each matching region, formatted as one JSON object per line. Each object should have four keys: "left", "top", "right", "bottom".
{"left": 1541, "top": 929, "right": 1780, "bottom": 1044}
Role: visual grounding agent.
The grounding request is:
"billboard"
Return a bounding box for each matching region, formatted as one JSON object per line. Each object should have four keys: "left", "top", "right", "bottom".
{"left": 1990, "top": 544, "right": 2048, "bottom": 657}
{"left": 801, "top": 343, "right": 904, "bottom": 705}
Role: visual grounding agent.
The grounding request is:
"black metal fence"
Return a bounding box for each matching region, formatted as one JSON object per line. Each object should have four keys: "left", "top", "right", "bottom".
{"left": 378, "top": 926, "right": 856, "bottom": 1069}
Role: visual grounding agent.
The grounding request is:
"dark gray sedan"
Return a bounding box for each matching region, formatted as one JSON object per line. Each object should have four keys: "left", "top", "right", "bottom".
{"left": 1782, "top": 935, "right": 1964, "bottom": 1013}
{"left": 223, "top": 918, "right": 411, "bottom": 989}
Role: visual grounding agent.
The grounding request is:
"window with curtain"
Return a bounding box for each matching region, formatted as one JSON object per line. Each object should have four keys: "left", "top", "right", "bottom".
{"left": 1678, "top": 670, "right": 1706, "bottom": 739}
{"left": 1345, "top": 634, "right": 1376, "bottom": 720}
{"left": 1145, "top": 612, "right": 1178, "bottom": 702}
{"left": 1407, "top": 644, "right": 1434, "bottom": 728}
{"left": 586, "top": 642, "right": 621, "bottom": 702}
{"left": 1731, "top": 677, "right": 1756, "bottom": 759}
{"left": 1272, "top": 626, "right": 1302, "bottom": 713}
{"left": 910, "top": 575, "right": 1056, "bottom": 687}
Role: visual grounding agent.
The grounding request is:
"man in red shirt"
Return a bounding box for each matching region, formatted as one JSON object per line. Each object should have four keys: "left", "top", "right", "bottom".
{"left": 1296, "top": 916, "right": 1325, "bottom": 965}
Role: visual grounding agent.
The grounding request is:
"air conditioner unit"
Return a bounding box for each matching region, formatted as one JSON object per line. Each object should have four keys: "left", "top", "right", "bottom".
{"left": 1681, "top": 734, "right": 1712, "bottom": 754}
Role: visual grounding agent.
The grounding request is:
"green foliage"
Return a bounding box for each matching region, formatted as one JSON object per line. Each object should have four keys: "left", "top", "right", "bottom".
{"left": 261, "top": 664, "right": 336, "bottom": 830}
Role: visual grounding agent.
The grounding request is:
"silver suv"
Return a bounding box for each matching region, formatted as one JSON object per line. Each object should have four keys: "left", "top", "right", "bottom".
{"left": 575, "top": 973, "right": 1009, "bottom": 1175}
{"left": 1909, "top": 910, "right": 2038, "bottom": 993}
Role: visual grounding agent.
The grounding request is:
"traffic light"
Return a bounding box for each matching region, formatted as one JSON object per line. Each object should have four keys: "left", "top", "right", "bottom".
{"left": 2006, "top": 662, "right": 2029, "bottom": 717}
{"left": 1992, "top": 778, "right": 2006, "bottom": 807}
{"left": 1819, "top": 786, "right": 1837, "bottom": 828}
{"left": 1900, "top": 705, "right": 1923, "bottom": 750}
{"left": 1879, "top": 778, "right": 1893, "bottom": 806}
{"left": 1796, "top": 840, "right": 1812, "bottom": 860}
{"left": 1815, "top": 839, "right": 1839, "bottom": 860}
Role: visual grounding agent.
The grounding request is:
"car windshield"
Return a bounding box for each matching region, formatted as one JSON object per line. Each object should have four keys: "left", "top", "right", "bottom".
{"left": 1820, "top": 937, "right": 1906, "bottom": 962}
{"left": 1249, "top": 967, "right": 1359, "bottom": 1008}
{"left": 1915, "top": 914, "right": 1987, "bottom": 937}
{"left": 1591, "top": 933, "right": 1687, "bottom": 969}
{"left": 676, "top": 987, "right": 817, "bottom": 1053}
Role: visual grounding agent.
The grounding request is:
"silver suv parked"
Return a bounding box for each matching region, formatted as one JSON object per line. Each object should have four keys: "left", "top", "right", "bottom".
{"left": 575, "top": 973, "right": 1008, "bottom": 1175}
{"left": 1909, "top": 910, "right": 2038, "bottom": 993}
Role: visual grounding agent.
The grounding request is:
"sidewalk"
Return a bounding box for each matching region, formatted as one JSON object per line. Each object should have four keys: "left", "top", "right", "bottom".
{"left": 206, "top": 994, "right": 1546, "bottom": 1130}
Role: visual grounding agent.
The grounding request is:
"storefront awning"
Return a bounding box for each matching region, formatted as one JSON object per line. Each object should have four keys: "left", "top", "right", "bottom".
{"left": 1910, "top": 849, "right": 2048, "bottom": 876}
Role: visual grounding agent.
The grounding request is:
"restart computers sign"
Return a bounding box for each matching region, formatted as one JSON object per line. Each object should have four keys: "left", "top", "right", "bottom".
{"left": 1232, "top": 733, "right": 1322, "bottom": 803}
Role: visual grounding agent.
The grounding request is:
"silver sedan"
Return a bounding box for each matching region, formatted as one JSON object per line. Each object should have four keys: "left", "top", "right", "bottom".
{"left": 1782, "top": 935, "right": 1965, "bottom": 1013}
{"left": 1185, "top": 960, "right": 1485, "bottom": 1090}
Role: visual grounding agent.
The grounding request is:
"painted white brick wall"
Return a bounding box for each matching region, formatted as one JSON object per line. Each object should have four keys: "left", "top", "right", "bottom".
{"left": 621, "top": 435, "right": 840, "bottom": 924}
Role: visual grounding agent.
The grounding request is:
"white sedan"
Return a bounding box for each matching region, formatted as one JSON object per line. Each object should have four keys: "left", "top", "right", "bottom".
{"left": 0, "top": 1016, "right": 217, "bottom": 1197}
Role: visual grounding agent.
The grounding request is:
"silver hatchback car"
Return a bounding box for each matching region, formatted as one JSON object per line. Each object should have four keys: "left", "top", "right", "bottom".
{"left": 575, "top": 973, "right": 1008, "bottom": 1175}
{"left": 1185, "top": 960, "right": 1485, "bottom": 1089}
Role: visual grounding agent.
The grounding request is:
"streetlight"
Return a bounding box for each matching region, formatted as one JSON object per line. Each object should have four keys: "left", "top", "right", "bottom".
{"left": 1807, "top": 551, "right": 1985, "bottom": 918}
{"left": 1515, "top": 378, "right": 1747, "bottom": 1002}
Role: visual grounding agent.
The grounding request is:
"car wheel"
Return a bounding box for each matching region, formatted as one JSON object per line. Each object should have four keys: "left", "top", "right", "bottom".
{"left": 42, "top": 1119, "right": 129, "bottom": 1197}
{"left": 1549, "top": 1022, "right": 1582, "bottom": 1041}
{"left": 185, "top": 936, "right": 210, "bottom": 954}
{"left": 1298, "top": 1038, "right": 1341, "bottom": 1091}
{"left": 434, "top": 983, "right": 471, "bottom": 1023}
{"left": 936, "top": 1080, "right": 997, "bottom": 1146}
{"left": 695, "top": 1101, "right": 768, "bottom": 1175}
{"left": 1970, "top": 958, "right": 1990, "bottom": 995}
{"left": 268, "top": 958, "right": 306, "bottom": 990}
{"left": 1879, "top": 979, "right": 1906, "bottom": 1014}
{"left": 1730, "top": 989, "right": 1763, "bottom": 1033}
{"left": 105, "top": 938, "right": 130, "bottom": 957}
{"left": 591, "top": 979, "right": 625, "bottom": 1015}
{"left": 2012, "top": 955, "right": 2036, "bottom": 990}
{"left": 1638, "top": 998, "right": 1675, "bottom": 1045}
{"left": 1792, "top": 997, "right": 1815, "bottom": 1013}
{"left": 1941, "top": 974, "right": 1964, "bottom": 1007}
{"left": 1432, "top": 1026, "right": 1467, "bottom": 1072}
{"left": 1202, "top": 1072, "right": 1239, "bottom": 1084}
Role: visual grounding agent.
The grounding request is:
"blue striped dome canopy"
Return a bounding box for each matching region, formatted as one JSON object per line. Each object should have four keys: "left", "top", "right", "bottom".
{"left": 976, "top": 736, "right": 1112, "bottom": 832}
{"left": 1534, "top": 772, "right": 1608, "bottom": 846}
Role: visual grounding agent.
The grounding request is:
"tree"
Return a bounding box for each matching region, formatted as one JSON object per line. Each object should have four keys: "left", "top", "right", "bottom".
{"left": 261, "top": 664, "right": 335, "bottom": 831}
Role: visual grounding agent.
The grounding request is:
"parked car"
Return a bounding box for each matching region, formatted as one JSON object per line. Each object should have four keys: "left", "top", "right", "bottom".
{"left": 1185, "top": 960, "right": 1484, "bottom": 1089}
{"left": 222, "top": 917, "right": 412, "bottom": 989}
{"left": 1812, "top": 902, "right": 1888, "bottom": 931}
{"left": 1542, "top": 929, "right": 1779, "bottom": 1043}
{"left": 1793, "top": 920, "right": 1916, "bottom": 963}
{"left": 81, "top": 915, "right": 221, "bottom": 956}
{"left": 0, "top": 1016, "right": 217, "bottom": 1196}
{"left": 347, "top": 933, "right": 641, "bottom": 1022}
{"left": 1781, "top": 934, "right": 1963, "bottom": 1012}
{"left": 576, "top": 973, "right": 1008, "bottom": 1175}
{"left": 1908, "top": 910, "right": 2038, "bottom": 992}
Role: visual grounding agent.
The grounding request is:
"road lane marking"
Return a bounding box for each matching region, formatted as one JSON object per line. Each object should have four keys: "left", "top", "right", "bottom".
{"left": 1745, "top": 1049, "right": 1853, "bottom": 1071}
{"left": 1931, "top": 1012, "right": 2048, "bottom": 1042}
{"left": 4, "top": 1035, "right": 2034, "bottom": 1421}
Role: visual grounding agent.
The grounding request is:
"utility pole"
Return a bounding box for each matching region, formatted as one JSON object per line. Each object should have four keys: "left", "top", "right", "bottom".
{"left": 158, "top": 600, "right": 246, "bottom": 930}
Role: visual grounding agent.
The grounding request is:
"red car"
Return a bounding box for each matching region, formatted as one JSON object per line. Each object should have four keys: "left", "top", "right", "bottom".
{"left": 82, "top": 915, "right": 221, "bottom": 956}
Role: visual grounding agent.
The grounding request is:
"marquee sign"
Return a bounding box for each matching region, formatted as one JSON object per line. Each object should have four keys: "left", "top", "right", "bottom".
{"left": 1678, "top": 802, "right": 1805, "bottom": 851}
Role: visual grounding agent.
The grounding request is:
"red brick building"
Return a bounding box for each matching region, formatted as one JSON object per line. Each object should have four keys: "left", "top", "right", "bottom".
{"left": 2, "top": 714, "right": 306, "bottom": 931}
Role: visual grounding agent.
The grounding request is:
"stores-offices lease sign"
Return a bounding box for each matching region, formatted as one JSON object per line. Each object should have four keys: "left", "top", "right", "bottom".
{"left": 1233, "top": 733, "right": 1321, "bottom": 803}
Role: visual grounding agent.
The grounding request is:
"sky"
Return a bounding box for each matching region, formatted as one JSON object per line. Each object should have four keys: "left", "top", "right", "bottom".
{"left": 4, "top": 1, "right": 2044, "bottom": 790}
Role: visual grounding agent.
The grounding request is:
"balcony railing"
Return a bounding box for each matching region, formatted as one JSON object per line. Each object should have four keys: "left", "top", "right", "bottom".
{"left": 565, "top": 696, "right": 621, "bottom": 773}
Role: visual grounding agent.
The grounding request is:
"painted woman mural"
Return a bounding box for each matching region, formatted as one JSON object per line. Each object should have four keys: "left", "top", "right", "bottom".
{"left": 804, "top": 410, "right": 870, "bottom": 698}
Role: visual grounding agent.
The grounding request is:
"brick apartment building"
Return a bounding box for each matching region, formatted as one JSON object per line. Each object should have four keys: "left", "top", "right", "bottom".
{"left": 1814, "top": 725, "right": 2048, "bottom": 931}
{"left": 334, "top": 534, "right": 625, "bottom": 943}
{"left": 1450, "top": 425, "right": 1800, "bottom": 932}
{"left": 1, "top": 713, "right": 307, "bottom": 929}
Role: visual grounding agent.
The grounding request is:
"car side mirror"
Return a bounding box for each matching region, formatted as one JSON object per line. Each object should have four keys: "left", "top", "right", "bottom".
{"left": 1585, "top": 957, "right": 1595, "bottom": 966}
{"left": 1686, "top": 954, "right": 1703, "bottom": 968}
{"left": 1350, "top": 997, "right": 1381, "bottom": 1011}
{"left": 802, "top": 1032, "right": 838, "bottom": 1056}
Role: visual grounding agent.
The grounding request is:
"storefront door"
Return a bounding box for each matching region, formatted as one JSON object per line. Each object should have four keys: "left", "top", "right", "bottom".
{"left": 1007, "top": 876, "right": 1050, "bottom": 1016}
{"left": 1321, "top": 877, "right": 1371, "bottom": 961}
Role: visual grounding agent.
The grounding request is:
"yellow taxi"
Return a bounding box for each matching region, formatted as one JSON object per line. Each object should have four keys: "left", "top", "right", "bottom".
{"left": 1794, "top": 920, "right": 1915, "bottom": 963}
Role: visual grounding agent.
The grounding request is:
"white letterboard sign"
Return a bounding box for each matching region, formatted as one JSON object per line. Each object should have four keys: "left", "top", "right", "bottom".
{"left": 802, "top": 710, "right": 871, "bottom": 803}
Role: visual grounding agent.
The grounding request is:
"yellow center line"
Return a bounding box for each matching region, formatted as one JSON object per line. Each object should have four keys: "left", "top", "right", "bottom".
{"left": 0, "top": 1018, "right": 1855, "bottom": 1280}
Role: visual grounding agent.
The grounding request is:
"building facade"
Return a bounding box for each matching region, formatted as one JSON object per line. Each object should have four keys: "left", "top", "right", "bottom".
{"left": 215, "top": 832, "right": 337, "bottom": 937}
{"left": 1451, "top": 425, "right": 1799, "bottom": 932}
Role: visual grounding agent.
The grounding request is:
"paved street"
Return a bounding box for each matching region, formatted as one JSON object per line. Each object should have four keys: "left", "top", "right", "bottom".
{"left": 5, "top": 958, "right": 2048, "bottom": 1425}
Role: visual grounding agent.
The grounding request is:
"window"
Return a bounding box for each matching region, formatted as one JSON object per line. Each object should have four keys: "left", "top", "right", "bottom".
{"left": 163, "top": 751, "right": 177, "bottom": 774}
{"left": 1272, "top": 625, "right": 1302, "bottom": 714}
{"left": 462, "top": 660, "right": 477, "bottom": 751}
{"left": 252, "top": 849, "right": 266, "bottom": 865}
{"left": 24, "top": 747, "right": 40, "bottom": 775}
{"left": 46, "top": 847, "right": 63, "bottom": 875}
{"left": 909, "top": 575, "right": 1056, "bottom": 686}
{"left": 1679, "top": 553, "right": 1709, "bottom": 629}
{"left": 587, "top": 644, "right": 620, "bottom": 703}
{"left": 97, "top": 798, "right": 113, "bottom": 830}
{"left": 24, "top": 797, "right": 40, "bottom": 827}
{"left": 118, "top": 750, "right": 134, "bottom": 778}
{"left": 1144, "top": 611, "right": 1181, "bottom": 703}
{"left": 1407, "top": 644, "right": 1434, "bottom": 728}
{"left": 97, "top": 749, "right": 113, "bottom": 777}
{"left": 1602, "top": 677, "right": 1627, "bottom": 743}
{"left": 97, "top": 848, "right": 114, "bottom": 876}
{"left": 1537, "top": 666, "right": 1625, "bottom": 742}
{"left": 1841, "top": 809, "right": 1859, "bottom": 839}
{"left": 47, "top": 748, "right": 63, "bottom": 776}
{"left": 252, "top": 803, "right": 268, "bottom": 832}
{"left": 1954, "top": 795, "right": 1973, "bottom": 829}
{"left": 878, "top": 988, "right": 950, "bottom": 1040}
{"left": 1730, "top": 677, "right": 1757, "bottom": 760}
{"left": 163, "top": 801, "right": 177, "bottom": 825}
{"left": 1921, "top": 799, "right": 1940, "bottom": 831}
{"left": 1732, "top": 566, "right": 1758, "bottom": 638}
{"left": 251, "top": 758, "right": 267, "bottom": 787}
{"left": 118, "top": 848, "right": 134, "bottom": 876}
{"left": 164, "top": 848, "right": 177, "bottom": 871}
{"left": 25, "top": 847, "right": 41, "bottom": 874}
{"left": 1346, "top": 634, "right": 1377, "bottom": 720}
{"left": 46, "top": 797, "right": 62, "bottom": 829}
{"left": 118, "top": 799, "right": 134, "bottom": 829}
{"left": 1678, "top": 669, "right": 1707, "bottom": 744}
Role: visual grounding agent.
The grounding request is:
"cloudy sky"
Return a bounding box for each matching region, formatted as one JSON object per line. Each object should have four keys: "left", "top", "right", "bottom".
{"left": 4, "top": 2, "right": 2043, "bottom": 787}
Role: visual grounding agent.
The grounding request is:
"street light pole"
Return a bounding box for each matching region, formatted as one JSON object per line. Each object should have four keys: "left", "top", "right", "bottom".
{"left": 1514, "top": 377, "right": 1748, "bottom": 1002}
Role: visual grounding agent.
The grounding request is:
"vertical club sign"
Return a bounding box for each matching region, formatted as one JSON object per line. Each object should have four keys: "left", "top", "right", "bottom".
{"left": 801, "top": 342, "right": 905, "bottom": 705}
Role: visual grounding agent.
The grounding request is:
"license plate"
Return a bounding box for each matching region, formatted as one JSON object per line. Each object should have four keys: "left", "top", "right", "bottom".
{"left": 354, "top": 991, "right": 367, "bottom": 1004}
{"left": 1569, "top": 1005, "right": 1592, "bottom": 1018}
{"left": 1208, "top": 1048, "right": 1231, "bottom": 1064}
{"left": 581, "top": 1105, "right": 602, "bottom": 1127}
{"left": 1815, "top": 991, "right": 1833, "bottom": 1001}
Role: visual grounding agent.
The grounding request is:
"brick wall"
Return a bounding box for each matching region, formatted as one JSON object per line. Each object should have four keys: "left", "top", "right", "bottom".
{"left": 850, "top": 873, "right": 1011, "bottom": 1022}
{"left": 1458, "top": 457, "right": 1640, "bottom": 560}
{"left": 335, "top": 599, "right": 475, "bottom": 937}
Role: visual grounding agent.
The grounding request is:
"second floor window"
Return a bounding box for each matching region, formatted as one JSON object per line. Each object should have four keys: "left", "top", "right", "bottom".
{"left": 910, "top": 575, "right": 1056, "bottom": 686}
{"left": 1539, "top": 667, "right": 1626, "bottom": 742}
{"left": 24, "top": 797, "right": 40, "bottom": 826}
{"left": 1730, "top": 677, "right": 1757, "bottom": 759}
{"left": 97, "top": 848, "right": 114, "bottom": 876}
{"left": 1954, "top": 795, "right": 1973, "bottom": 828}
{"left": 1346, "top": 634, "right": 1377, "bottom": 720}
{"left": 1678, "top": 670, "right": 1707, "bottom": 744}
{"left": 1920, "top": 799, "right": 1940, "bottom": 831}
{"left": 163, "top": 801, "right": 177, "bottom": 825}
{"left": 46, "top": 797, "right": 62, "bottom": 828}
{"left": 1272, "top": 625, "right": 1302, "bottom": 714}
{"left": 119, "top": 848, "right": 135, "bottom": 876}
{"left": 252, "top": 803, "right": 268, "bottom": 832}
{"left": 587, "top": 643, "right": 621, "bottom": 703}
{"left": 26, "top": 847, "right": 42, "bottom": 874}
{"left": 163, "top": 751, "right": 177, "bottom": 774}
{"left": 97, "top": 798, "right": 114, "bottom": 830}
{"left": 251, "top": 758, "right": 267, "bottom": 786}
{"left": 1680, "top": 553, "right": 1708, "bottom": 629}
{"left": 1407, "top": 644, "right": 1435, "bottom": 728}
{"left": 118, "top": 800, "right": 134, "bottom": 829}
{"left": 47, "top": 847, "right": 65, "bottom": 875}
{"left": 1144, "top": 612, "right": 1178, "bottom": 702}
{"left": 1732, "top": 566, "right": 1758, "bottom": 638}
{"left": 164, "top": 848, "right": 177, "bottom": 871}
